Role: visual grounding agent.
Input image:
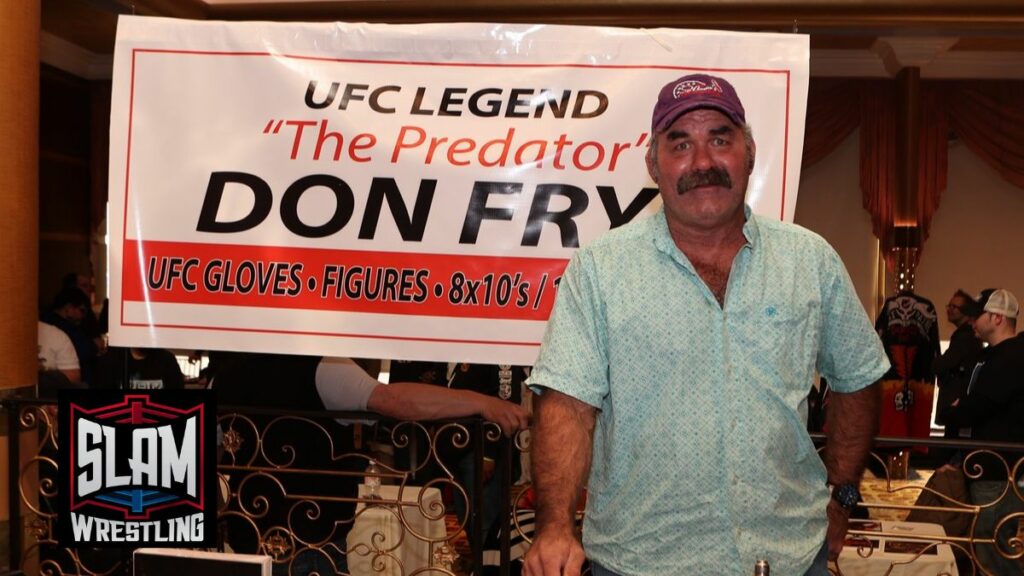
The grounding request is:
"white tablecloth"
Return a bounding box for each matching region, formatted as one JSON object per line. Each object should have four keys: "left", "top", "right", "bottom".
{"left": 836, "top": 520, "right": 959, "bottom": 576}
{"left": 345, "top": 484, "right": 447, "bottom": 576}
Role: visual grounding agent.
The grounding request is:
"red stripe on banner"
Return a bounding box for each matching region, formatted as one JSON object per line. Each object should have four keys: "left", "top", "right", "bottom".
{"left": 121, "top": 240, "right": 568, "bottom": 321}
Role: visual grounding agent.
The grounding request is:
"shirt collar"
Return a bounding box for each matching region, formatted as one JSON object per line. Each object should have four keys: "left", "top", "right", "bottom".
{"left": 652, "top": 203, "right": 758, "bottom": 259}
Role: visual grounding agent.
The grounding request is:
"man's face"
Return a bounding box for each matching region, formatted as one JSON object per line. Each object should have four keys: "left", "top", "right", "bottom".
{"left": 646, "top": 108, "right": 753, "bottom": 233}
{"left": 76, "top": 274, "right": 96, "bottom": 300}
{"left": 64, "top": 303, "right": 87, "bottom": 325}
{"left": 946, "top": 296, "right": 968, "bottom": 326}
{"left": 973, "top": 311, "right": 998, "bottom": 343}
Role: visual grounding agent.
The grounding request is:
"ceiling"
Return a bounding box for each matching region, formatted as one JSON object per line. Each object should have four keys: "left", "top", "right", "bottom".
{"left": 40, "top": 0, "right": 1024, "bottom": 80}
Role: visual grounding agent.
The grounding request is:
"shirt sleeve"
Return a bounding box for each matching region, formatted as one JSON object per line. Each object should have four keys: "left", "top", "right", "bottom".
{"left": 932, "top": 328, "right": 981, "bottom": 378}
{"left": 50, "top": 327, "right": 80, "bottom": 371}
{"left": 815, "top": 244, "right": 890, "bottom": 393}
{"left": 315, "top": 357, "right": 379, "bottom": 411}
{"left": 526, "top": 249, "right": 609, "bottom": 408}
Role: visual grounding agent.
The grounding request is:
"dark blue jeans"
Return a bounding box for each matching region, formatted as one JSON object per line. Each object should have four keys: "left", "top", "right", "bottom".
{"left": 591, "top": 540, "right": 829, "bottom": 576}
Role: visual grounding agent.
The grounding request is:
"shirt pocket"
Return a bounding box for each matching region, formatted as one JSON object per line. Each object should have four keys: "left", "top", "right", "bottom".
{"left": 742, "top": 298, "right": 821, "bottom": 390}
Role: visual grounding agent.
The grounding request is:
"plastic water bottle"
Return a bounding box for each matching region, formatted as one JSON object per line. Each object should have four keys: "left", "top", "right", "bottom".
{"left": 753, "top": 559, "right": 770, "bottom": 575}
{"left": 365, "top": 459, "right": 381, "bottom": 499}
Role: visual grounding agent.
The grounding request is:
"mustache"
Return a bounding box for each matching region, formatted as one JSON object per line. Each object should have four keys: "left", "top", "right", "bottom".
{"left": 675, "top": 168, "right": 733, "bottom": 194}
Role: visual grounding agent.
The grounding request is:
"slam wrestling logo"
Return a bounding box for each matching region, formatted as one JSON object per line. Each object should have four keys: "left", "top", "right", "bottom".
{"left": 57, "top": 391, "right": 216, "bottom": 546}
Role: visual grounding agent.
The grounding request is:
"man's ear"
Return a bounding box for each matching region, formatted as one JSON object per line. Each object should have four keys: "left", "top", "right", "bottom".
{"left": 646, "top": 143, "right": 659, "bottom": 183}
{"left": 747, "top": 141, "right": 757, "bottom": 174}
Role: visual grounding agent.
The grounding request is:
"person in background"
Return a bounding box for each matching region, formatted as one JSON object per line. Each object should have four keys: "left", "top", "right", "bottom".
{"left": 61, "top": 271, "right": 105, "bottom": 355}
{"left": 933, "top": 289, "right": 983, "bottom": 444}
{"left": 946, "top": 289, "right": 1024, "bottom": 574}
{"left": 390, "top": 360, "right": 448, "bottom": 386}
{"left": 442, "top": 363, "right": 528, "bottom": 545}
{"left": 525, "top": 73, "right": 888, "bottom": 576}
{"left": 217, "top": 354, "right": 529, "bottom": 438}
{"left": 95, "top": 347, "right": 185, "bottom": 390}
{"left": 388, "top": 359, "right": 450, "bottom": 478}
{"left": 214, "top": 353, "right": 529, "bottom": 574}
{"left": 41, "top": 287, "right": 97, "bottom": 387}
{"left": 37, "top": 320, "right": 83, "bottom": 395}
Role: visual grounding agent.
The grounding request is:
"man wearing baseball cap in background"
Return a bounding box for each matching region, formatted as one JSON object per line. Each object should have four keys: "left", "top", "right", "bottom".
{"left": 524, "top": 73, "right": 888, "bottom": 575}
{"left": 947, "top": 289, "right": 1024, "bottom": 574}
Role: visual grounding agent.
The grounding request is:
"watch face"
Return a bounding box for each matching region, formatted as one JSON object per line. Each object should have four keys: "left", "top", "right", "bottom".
{"left": 835, "top": 484, "right": 860, "bottom": 509}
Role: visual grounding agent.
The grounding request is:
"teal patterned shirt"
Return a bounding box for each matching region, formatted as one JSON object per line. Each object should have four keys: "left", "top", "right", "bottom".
{"left": 527, "top": 206, "right": 889, "bottom": 575}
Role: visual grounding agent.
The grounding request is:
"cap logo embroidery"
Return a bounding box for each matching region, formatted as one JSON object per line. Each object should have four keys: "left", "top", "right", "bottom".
{"left": 673, "top": 79, "right": 723, "bottom": 99}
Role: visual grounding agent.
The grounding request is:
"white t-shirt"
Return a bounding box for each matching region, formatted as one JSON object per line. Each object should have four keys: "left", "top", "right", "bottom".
{"left": 315, "top": 357, "right": 379, "bottom": 411}
{"left": 38, "top": 321, "right": 79, "bottom": 371}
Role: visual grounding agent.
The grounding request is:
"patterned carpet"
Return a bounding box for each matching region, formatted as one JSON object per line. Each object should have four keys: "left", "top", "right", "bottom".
{"left": 443, "top": 513, "right": 472, "bottom": 573}
{"left": 861, "top": 468, "right": 934, "bottom": 522}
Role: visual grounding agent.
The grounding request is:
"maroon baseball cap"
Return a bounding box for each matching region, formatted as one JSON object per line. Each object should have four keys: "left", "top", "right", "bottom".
{"left": 651, "top": 73, "right": 746, "bottom": 133}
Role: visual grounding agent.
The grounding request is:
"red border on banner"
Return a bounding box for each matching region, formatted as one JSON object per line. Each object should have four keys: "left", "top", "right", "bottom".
{"left": 119, "top": 49, "right": 793, "bottom": 344}
{"left": 121, "top": 239, "right": 567, "bottom": 320}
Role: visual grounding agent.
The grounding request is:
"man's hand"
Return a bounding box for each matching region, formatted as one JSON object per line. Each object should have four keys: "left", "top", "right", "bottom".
{"left": 826, "top": 499, "right": 850, "bottom": 561}
{"left": 529, "top": 389, "right": 596, "bottom": 576}
{"left": 823, "top": 383, "right": 878, "bottom": 563}
{"left": 523, "top": 526, "right": 586, "bottom": 576}
{"left": 480, "top": 397, "right": 530, "bottom": 437}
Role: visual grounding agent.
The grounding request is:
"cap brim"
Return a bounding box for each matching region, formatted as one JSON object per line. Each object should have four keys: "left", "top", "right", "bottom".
{"left": 654, "top": 100, "right": 744, "bottom": 133}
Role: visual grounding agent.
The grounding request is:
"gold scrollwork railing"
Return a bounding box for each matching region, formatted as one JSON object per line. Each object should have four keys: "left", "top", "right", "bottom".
{"left": 5, "top": 398, "right": 1023, "bottom": 576}
{"left": 821, "top": 436, "right": 1024, "bottom": 576}
{"left": 5, "top": 399, "right": 522, "bottom": 576}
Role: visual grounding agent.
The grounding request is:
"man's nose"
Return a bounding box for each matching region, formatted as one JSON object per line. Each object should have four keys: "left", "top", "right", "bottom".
{"left": 690, "top": 144, "right": 714, "bottom": 170}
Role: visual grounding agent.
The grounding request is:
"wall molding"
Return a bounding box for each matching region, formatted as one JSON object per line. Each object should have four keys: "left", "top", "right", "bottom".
{"left": 40, "top": 32, "right": 113, "bottom": 80}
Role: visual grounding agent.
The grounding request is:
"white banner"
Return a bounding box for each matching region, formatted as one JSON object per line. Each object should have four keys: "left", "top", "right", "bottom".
{"left": 108, "top": 16, "right": 808, "bottom": 365}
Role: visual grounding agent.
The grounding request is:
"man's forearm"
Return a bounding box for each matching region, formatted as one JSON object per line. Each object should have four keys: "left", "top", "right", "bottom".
{"left": 370, "top": 383, "right": 491, "bottom": 420}
{"left": 532, "top": 389, "right": 596, "bottom": 534}
{"left": 824, "top": 383, "right": 880, "bottom": 485}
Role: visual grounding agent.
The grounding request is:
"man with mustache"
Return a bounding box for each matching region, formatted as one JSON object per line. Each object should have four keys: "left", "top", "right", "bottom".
{"left": 524, "top": 74, "right": 889, "bottom": 575}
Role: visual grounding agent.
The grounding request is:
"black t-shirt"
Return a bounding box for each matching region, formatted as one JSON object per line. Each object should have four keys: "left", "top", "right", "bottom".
{"left": 215, "top": 353, "right": 323, "bottom": 410}
{"left": 440, "top": 363, "right": 527, "bottom": 461}
{"left": 389, "top": 360, "right": 447, "bottom": 385}
{"left": 96, "top": 348, "right": 184, "bottom": 390}
{"left": 214, "top": 354, "right": 362, "bottom": 548}
{"left": 956, "top": 333, "right": 1024, "bottom": 443}
{"left": 952, "top": 333, "right": 1024, "bottom": 479}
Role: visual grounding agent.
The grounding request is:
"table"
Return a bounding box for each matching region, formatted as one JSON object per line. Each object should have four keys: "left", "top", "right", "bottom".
{"left": 345, "top": 484, "right": 447, "bottom": 576}
{"left": 836, "top": 520, "right": 959, "bottom": 576}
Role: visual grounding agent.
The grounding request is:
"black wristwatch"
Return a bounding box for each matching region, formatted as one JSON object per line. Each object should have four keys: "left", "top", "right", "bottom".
{"left": 829, "top": 483, "right": 860, "bottom": 511}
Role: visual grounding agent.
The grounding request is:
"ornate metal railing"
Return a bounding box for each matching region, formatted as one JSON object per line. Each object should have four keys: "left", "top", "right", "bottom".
{"left": 4, "top": 397, "right": 1023, "bottom": 576}
{"left": 816, "top": 434, "right": 1024, "bottom": 576}
{"left": 4, "top": 398, "right": 526, "bottom": 576}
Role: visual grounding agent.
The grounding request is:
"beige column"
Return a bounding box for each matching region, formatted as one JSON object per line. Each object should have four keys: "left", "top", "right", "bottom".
{"left": 0, "top": 0, "right": 40, "bottom": 390}
{"left": 0, "top": 0, "right": 40, "bottom": 571}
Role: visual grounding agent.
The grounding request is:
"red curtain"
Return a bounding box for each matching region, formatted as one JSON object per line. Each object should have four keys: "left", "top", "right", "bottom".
{"left": 917, "top": 85, "right": 948, "bottom": 243}
{"left": 802, "top": 78, "right": 860, "bottom": 168}
{"left": 945, "top": 80, "right": 1024, "bottom": 190}
{"left": 801, "top": 79, "right": 1024, "bottom": 275}
{"left": 858, "top": 81, "right": 898, "bottom": 245}
{"left": 801, "top": 79, "right": 900, "bottom": 244}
